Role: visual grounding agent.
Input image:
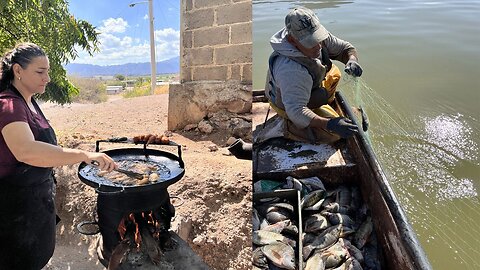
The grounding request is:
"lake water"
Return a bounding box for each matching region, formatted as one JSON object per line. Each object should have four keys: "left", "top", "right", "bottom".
{"left": 253, "top": 0, "right": 480, "bottom": 269}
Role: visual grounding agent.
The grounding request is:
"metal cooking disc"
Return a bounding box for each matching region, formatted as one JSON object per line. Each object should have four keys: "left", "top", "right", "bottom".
{"left": 78, "top": 148, "right": 184, "bottom": 194}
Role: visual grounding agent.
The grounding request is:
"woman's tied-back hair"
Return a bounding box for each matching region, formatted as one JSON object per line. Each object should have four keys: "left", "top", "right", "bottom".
{"left": 0, "top": 42, "right": 46, "bottom": 92}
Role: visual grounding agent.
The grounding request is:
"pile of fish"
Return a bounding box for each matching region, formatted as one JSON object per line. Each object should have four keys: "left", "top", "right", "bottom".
{"left": 253, "top": 176, "right": 382, "bottom": 270}
{"left": 253, "top": 196, "right": 299, "bottom": 270}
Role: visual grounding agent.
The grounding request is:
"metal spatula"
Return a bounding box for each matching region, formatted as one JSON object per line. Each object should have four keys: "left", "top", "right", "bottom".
{"left": 114, "top": 168, "right": 145, "bottom": 180}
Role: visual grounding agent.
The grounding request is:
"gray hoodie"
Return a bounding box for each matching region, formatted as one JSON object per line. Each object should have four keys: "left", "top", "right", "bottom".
{"left": 267, "top": 28, "right": 355, "bottom": 129}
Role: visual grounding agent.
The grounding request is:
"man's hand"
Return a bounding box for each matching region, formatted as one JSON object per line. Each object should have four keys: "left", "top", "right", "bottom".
{"left": 326, "top": 117, "right": 358, "bottom": 138}
{"left": 345, "top": 59, "right": 363, "bottom": 77}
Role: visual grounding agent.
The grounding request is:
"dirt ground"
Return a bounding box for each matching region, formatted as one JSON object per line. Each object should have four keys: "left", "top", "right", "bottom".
{"left": 40, "top": 94, "right": 252, "bottom": 270}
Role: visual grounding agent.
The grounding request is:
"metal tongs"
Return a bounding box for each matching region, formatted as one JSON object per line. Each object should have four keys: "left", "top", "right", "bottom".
{"left": 91, "top": 161, "right": 145, "bottom": 180}
{"left": 114, "top": 168, "right": 145, "bottom": 180}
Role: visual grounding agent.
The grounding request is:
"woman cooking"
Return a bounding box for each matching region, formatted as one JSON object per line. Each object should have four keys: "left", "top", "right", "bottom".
{"left": 0, "top": 42, "right": 117, "bottom": 269}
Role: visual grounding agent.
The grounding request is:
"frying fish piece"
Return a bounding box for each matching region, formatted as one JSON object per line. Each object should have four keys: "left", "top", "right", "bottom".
{"left": 304, "top": 252, "right": 325, "bottom": 270}
{"left": 148, "top": 172, "right": 159, "bottom": 183}
{"left": 304, "top": 213, "right": 329, "bottom": 233}
{"left": 261, "top": 242, "right": 296, "bottom": 270}
{"left": 252, "top": 230, "right": 296, "bottom": 247}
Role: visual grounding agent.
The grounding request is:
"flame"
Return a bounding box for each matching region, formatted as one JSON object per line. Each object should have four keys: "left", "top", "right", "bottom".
{"left": 118, "top": 217, "right": 127, "bottom": 240}
{"left": 117, "top": 211, "right": 161, "bottom": 248}
{"left": 129, "top": 213, "right": 142, "bottom": 248}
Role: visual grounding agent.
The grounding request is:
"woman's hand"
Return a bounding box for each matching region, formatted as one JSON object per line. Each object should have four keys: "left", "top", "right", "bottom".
{"left": 85, "top": 152, "right": 117, "bottom": 172}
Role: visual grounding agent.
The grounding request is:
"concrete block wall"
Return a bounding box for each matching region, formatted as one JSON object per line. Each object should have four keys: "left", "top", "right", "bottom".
{"left": 181, "top": 0, "right": 252, "bottom": 83}
{"left": 168, "top": 0, "right": 252, "bottom": 132}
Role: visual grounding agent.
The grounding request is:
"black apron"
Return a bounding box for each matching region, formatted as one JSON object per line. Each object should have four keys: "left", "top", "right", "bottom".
{"left": 0, "top": 88, "right": 58, "bottom": 270}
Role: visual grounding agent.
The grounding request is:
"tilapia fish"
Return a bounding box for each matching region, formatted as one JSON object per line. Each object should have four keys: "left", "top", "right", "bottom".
{"left": 343, "top": 239, "right": 364, "bottom": 264}
{"left": 353, "top": 216, "right": 373, "bottom": 249}
{"left": 304, "top": 252, "right": 325, "bottom": 270}
{"left": 262, "top": 220, "right": 298, "bottom": 236}
{"left": 253, "top": 230, "right": 296, "bottom": 247}
{"left": 323, "top": 212, "right": 356, "bottom": 229}
{"left": 261, "top": 242, "right": 296, "bottom": 270}
{"left": 252, "top": 247, "right": 268, "bottom": 268}
{"left": 321, "top": 238, "right": 349, "bottom": 268}
{"left": 301, "top": 189, "right": 326, "bottom": 209}
{"left": 330, "top": 257, "right": 363, "bottom": 270}
{"left": 297, "top": 176, "right": 326, "bottom": 192}
{"left": 304, "top": 213, "right": 329, "bottom": 233}
{"left": 303, "top": 225, "right": 354, "bottom": 259}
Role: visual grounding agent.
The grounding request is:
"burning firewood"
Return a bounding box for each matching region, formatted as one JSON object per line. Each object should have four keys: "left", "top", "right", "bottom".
{"left": 140, "top": 226, "right": 163, "bottom": 265}
{"left": 107, "top": 240, "right": 130, "bottom": 270}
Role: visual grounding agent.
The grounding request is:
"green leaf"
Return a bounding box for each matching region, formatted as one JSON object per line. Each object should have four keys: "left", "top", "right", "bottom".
{"left": 0, "top": 0, "right": 99, "bottom": 104}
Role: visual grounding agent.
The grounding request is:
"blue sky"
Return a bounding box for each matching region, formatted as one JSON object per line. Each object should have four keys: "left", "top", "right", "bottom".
{"left": 68, "top": 0, "right": 180, "bottom": 66}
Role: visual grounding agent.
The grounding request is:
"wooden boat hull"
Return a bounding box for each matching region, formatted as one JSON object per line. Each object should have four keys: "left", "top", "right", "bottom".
{"left": 253, "top": 91, "right": 432, "bottom": 270}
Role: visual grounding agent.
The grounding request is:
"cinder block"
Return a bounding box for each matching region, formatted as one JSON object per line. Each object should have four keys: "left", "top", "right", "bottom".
{"left": 242, "top": 63, "right": 252, "bottom": 84}
{"left": 186, "top": 8, "right": 214, "bottom": 30}
{"left": 230, "top": 65, "right": 242, "bottom": 81}
{"left": 185, "top": 0, "right": 193, "bottom": 11}
{"left": 188, "top": 47, "right": 214, "bottom": 66}
{"left": 194, "top": 26, "right": 229, "bottom": 47}
{"left": 195, "top": 0, "right": 231, "bottom": 9}
{"left": 183, "top": 30, "right": 193, "bottom": 48}
{"left": 214, "top": 44, "right": 252, "bottom": 65}
{"left": 181, "top": 66, "right": 192, "bottom": 82}
{"left": 230, "top": 22, "right": 252, "bottom": 44}
{"left": 193, "top": 66, "right": 228, "bottom": 81}
{"left": 216, "top": 2, "right": 252, "bottom": 25}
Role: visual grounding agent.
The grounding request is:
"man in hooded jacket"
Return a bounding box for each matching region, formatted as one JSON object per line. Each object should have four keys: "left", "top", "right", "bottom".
{"left": 261, "top": 7, "right": 363, "bottom": 144}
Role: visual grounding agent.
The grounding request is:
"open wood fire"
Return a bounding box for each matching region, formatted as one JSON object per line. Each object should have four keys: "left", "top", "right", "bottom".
{"left": 107, "top": 210, "right": 175, "bottom": 270}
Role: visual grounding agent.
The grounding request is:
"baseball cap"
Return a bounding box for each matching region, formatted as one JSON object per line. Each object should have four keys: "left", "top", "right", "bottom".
{"left": 285, "top": 7, "right": 329, "bottom": 48}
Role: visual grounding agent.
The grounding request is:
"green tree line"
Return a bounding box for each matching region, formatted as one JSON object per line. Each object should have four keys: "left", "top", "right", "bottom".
{"left": 0, "top": 0, "right": 99, "bottom": 104}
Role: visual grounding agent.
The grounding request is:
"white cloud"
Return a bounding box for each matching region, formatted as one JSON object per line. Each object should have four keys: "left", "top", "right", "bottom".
{"left": 154, "top": 28, "right": 180, "bottom": 61}
{"left": 143, "top": 14, "right": 149, "bottom": 20}
{"left": 155, "top": 28, "right": 179, "bottom": 41}
{"left": 99, "top": 18, "right": 129, "bottom": 34}
{"left": 72, "top": 27, "right": 180, "bottom": 66}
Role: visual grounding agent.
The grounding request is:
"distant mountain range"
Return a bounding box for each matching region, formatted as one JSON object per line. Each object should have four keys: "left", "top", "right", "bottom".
{"left": 65, "top": 56, "right": 180, "bottom": 77}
